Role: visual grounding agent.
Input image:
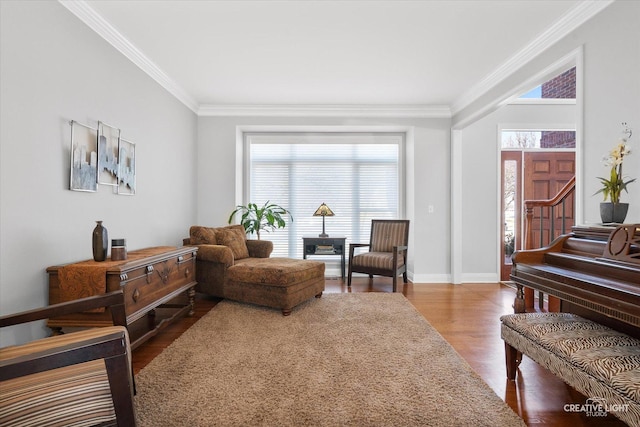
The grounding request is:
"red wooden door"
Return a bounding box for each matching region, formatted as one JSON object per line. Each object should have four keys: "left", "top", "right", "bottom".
{"left": 500, "top": 151, "right": 575, "bottom": 281}
{"left": 524, "top": 151, "right": 575, "bottom": 247}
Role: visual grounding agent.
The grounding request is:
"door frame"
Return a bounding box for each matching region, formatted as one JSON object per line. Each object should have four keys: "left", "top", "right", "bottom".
{"left": 496, "top": 124, "right": 579, "bottom": 281}
{"left": 500, "top": 151, "right": 522, "bottom": 281}
{"left": 450, "top": 47, "right": 583, "bottom": 284}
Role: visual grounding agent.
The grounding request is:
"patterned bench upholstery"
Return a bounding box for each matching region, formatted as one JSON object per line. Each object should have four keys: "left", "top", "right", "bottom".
{"left": 501, "top": 312, "right": 640, "bottom": 426}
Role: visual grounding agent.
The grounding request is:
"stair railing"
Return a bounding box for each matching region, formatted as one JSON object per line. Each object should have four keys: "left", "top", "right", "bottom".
{"left": 521, "top": 176, "right": 576, "bottom": 310}
{"left": 524, "top": 176, "right": 576, "bottom": 251}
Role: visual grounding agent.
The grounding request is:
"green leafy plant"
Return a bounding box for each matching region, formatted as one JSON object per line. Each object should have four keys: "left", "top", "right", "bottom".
{"left": 228, "top": 201, "right": 293, "bottom": 240}
{"left": 595, "top": 123, "right": 635, "bottom": 204}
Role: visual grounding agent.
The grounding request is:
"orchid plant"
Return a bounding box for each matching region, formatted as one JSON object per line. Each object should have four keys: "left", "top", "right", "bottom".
{"left": 595, "top": 123, "right": 635, "bottom": 204}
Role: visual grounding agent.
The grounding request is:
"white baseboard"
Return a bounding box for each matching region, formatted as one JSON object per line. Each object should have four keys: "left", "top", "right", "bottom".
{"left": 410, "top": 273, "right": 452, "bottom": 284}
{"left": 323, "top": 269, "right": 498, "bottom": 284}
{"left": 460, "top": 273, "right": 500, "bottom": 283}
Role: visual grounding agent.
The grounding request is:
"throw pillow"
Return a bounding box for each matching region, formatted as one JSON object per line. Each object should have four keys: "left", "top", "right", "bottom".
{"left": 190, "top": 226, "right": 217, "bottom": 245}
{"left": 217, "top": 227, "right": 250, "bottom": 260}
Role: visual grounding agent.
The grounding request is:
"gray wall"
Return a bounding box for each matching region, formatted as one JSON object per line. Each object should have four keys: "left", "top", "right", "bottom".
{"left": 196, "top": 116, "right": 452, "bottom": 283}
{"left": 456, "top": 0, "right": 639, "bottom": 280}
{"left": 0, "top": 1, "right": 198, "bottom": 345}
{"left": 455, "top": 0, "right": 640, "bottom": 222}
{"left": 461, "top": 104, "right": 576, "bottom": 279}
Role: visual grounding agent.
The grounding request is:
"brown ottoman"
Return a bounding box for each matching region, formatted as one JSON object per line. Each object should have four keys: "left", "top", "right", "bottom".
{"left": 225, "top": 257, "right": 325, "bottom": 315}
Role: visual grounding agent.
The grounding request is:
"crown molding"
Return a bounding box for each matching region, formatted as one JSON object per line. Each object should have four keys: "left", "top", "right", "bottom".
{"left": 59, "top": 0, "right": 609, "bottom": 120}
{"left": 198, "top": 104, "right": 451, "bottom": 118}
{"left": 450, "top": 0, "right": 613, "bottom": 115}
{"left": 58, "top": 0, "right": 200, "bottom": 114}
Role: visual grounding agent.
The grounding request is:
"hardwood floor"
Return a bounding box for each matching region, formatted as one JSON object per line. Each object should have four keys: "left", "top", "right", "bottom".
{"left": 132, "top": 278, "right": 628, "bottom": 426}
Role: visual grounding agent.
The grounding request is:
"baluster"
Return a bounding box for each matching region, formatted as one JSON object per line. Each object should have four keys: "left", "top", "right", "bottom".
{"left": 551, "top": 205, "right": 555, "bottom": 242}
{"left": 525, "top": 205, "right": 534, "bottom": 250}
{"left": 539, "top": 207, "right": 544, "bottom": 247}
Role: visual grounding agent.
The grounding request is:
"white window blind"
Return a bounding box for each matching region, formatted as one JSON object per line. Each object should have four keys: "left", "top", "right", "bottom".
{"left": 245, "top": 133, "right": 403, "bottom": 265}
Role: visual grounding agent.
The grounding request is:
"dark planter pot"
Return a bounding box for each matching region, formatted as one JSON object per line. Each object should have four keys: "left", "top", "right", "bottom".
{"left": 599, "top": 202, "right": 629, "bottom": 224}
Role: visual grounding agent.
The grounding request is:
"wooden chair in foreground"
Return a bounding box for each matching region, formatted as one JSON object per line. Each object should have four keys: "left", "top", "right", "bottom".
{"left": 348, "top": 219, "right": 410, "bottom": 292}
{"left": 0, "top": 290, "right": 137, "bottom": 427}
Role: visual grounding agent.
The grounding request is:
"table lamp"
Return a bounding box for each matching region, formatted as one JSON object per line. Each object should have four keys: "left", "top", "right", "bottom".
{"left": 313, "top": 203, "right": 334, "bottom": 237}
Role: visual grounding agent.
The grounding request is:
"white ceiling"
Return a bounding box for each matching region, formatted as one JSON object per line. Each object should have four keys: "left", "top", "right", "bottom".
{"left": 63, "top": 0, "right": 605, "bottom": 115}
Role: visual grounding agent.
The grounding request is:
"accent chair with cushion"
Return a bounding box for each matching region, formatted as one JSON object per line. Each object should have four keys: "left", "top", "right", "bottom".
{"left": 0, "top": 290, "right": 136, "bottom": 427}
{"left": 186, "top": 225, "right": 325, "bottom": 315}
{"left": 347, "top": 219, "right": 410, "bottom": 292}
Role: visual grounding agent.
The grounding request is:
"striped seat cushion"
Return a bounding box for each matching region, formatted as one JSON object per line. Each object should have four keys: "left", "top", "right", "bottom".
{"left": 351, "top": 252, "right": 404, "bottom": 270}
{"left": 0, "top": 326, "right": 128, "bottom": 427}
{"left": 0, "top": 359, "right": 116, "bottom": 427}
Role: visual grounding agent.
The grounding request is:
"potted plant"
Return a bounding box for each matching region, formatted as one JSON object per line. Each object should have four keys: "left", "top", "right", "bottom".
{"left": 594, "top": 122, "right": 635, "bottom": 223}
{"left": 228, "top": 201, "right": 293, "bottom": 240}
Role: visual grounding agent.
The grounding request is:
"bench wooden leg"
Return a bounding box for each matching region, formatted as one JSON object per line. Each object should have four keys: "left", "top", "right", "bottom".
{"left": 505, "top": 342, "right": 520, "bottom": 380}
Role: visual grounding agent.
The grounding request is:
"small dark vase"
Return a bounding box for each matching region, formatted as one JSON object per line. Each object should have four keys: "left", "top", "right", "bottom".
{"left": 599, "top": 202, "right": 629, "bottom": 224}
{"left": 92, "top": 221, "right": 108, "bottom": 262}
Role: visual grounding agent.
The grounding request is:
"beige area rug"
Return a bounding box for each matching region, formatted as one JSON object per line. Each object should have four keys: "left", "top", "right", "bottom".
{"left": 134, "top": 293, "right": 525, "bottom": 426}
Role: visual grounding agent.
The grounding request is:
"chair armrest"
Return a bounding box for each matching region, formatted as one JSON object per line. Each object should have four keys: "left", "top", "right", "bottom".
{"left": 0, "top": 292, "right": 137, "bottom": 426}
{"left": 350, "top": 244, "right": 371, "bottom": 248}
{"left": 194, "top": 244, "right": 234, "bottom": 267}
{"left": 0, "top": 326, "right": 137, "bottom": 425}
{"left": 393, "top": 245, "right": 408, "bottom": 253}
{"left": 0, "top": 290, "right": 126, "bottom": 328}
{"left": 246, "top": 240, "right": 273, "bottom": 258}
{"left": 0, "top": 326, "right": 129, "bottom": 380}
{"left": 348, "top": 243, "right": 370, "bottom": 259}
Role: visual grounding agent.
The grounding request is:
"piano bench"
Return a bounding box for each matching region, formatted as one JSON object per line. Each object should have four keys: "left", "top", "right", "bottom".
{"left": 501, "top": 312, "right": 640, "bottom": 426}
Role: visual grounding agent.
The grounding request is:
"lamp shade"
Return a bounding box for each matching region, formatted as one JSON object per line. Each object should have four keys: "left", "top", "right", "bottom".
{"left": 313, "top": 203, "right": 334, "bottom": 217}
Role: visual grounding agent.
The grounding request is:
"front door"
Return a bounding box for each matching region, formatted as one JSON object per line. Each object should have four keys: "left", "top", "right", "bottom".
{"left": 500, "top": 150, "right": 575, "bottom": 281}
{"left": 523, "top": 151, "right": 575, "bottom": 247}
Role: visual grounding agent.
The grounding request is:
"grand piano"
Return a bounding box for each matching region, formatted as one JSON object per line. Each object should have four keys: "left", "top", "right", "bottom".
{"left": 510, "top": 223, "right": 640, "bottom": 338}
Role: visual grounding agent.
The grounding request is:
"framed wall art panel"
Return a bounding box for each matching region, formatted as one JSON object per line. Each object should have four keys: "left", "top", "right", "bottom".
{"left": 97, "top": 121, "right": 120, "bottom": 186}
{"left": 70, "top": 120, "right": 98, "bottom": 192}
{"left": 117, "top": 138, "right": 136, "bottom": 195}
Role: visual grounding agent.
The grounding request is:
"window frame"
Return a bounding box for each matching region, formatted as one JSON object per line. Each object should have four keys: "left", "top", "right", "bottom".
{"left": 239, "top": 129, "right": 406, "bottom": 262}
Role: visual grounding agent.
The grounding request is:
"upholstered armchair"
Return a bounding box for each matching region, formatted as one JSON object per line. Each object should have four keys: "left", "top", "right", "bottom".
{"left": 186, "top": 224, "right": 274, "bottom": 296}
{"left": 185, "top": 225, "right": 325, "bottom": 315}
{"left": 0, "top": 290, "right": 136, "bottom": 427}
{"left": 347, "top": 219, "right": 410, "bottom": 292}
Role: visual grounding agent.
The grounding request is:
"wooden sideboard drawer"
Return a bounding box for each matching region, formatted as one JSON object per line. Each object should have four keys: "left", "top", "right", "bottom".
{"left": 47, "top": 246, "right": 198, "bottom": 349}
{"left": 122, "top": 252, "right": 196, "bottom": 322}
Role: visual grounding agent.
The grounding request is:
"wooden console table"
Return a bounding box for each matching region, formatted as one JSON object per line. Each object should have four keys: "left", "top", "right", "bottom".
{"left": 47, "top": 246, "right": 197, "bottom": 349}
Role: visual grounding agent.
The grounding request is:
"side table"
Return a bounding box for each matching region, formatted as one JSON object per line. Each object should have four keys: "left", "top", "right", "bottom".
{"left": 302, "top": 236, "right": 346, "bottom": 280}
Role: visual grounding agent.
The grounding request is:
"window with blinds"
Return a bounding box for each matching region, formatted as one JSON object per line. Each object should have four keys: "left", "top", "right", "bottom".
{"left": 245, "top": 133, "right": 404, "bottom": 265}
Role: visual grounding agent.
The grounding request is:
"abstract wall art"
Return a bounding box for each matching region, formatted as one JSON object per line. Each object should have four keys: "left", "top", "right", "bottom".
{"left": 69, "top": 120, "right": 137, "bottom": 195}
{"left": 70, "top": 120, "right": 98, "bottom": 192}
